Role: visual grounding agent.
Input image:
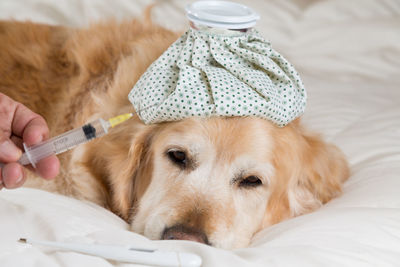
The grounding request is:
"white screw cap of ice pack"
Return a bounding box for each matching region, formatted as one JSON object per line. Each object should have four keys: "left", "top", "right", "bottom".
{"left": 185, "top": 1, "right": 260, "bottom": 29}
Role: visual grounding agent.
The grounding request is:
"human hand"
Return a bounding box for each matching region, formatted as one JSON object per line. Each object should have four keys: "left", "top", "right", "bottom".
{"left": 0, "top": 93, "right": 60, "bottom": 190}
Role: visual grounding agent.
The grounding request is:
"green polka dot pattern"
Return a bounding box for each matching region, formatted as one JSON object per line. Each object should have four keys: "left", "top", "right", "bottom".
{"left": 128, "top": 28, "right": 306, "bottom": 127}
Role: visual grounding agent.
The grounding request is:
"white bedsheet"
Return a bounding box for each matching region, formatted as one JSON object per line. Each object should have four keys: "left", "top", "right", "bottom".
{"left": 1, "top": 0, "right": 399, "bottom": 266}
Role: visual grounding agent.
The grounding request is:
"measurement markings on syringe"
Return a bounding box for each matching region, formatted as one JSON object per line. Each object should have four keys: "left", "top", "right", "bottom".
{"left": 53, "top": 137, "right": 71, "bottom": 153}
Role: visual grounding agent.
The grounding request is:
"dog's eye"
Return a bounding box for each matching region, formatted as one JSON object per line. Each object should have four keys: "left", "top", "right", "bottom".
{"left": 239, "top": 176, "right": 262, "bottom": 188}
{"left": 167, "top": 150, "right": 187, "bottom": 168}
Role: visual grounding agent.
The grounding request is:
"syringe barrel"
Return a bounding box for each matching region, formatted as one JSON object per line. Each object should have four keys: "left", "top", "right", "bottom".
{"left": 20, "top": 118, "right": 109, "bottom": 167}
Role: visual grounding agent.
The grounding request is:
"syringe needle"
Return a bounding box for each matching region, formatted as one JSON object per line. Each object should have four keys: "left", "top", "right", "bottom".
{"left": 108, "top": 113, "right": 133, "bottom": 128}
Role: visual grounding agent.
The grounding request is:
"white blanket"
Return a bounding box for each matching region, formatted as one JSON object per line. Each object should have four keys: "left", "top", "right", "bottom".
{"left": 1, "top": 0, "right": 400, "bottom": 266}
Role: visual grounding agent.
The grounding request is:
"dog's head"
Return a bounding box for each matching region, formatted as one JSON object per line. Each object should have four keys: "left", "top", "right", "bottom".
{"left": 85, "top": 115, "right": 348, "bottom": 249}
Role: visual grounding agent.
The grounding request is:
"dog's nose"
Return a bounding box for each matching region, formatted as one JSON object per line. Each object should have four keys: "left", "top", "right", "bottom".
{"left": 162, "top": 224, "right": 209, "bottom": 244}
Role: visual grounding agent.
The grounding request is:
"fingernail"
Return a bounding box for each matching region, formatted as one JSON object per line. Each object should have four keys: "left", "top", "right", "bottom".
{"left": 0, "top": 140, "right": 21, "bottom": 160}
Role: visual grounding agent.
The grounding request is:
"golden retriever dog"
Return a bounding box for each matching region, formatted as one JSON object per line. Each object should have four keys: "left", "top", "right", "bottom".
{"left": 0, "top": 13, "right": 349, "bottom": 249}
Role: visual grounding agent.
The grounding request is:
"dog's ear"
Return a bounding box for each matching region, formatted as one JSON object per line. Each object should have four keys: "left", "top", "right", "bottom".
{"left": 83, "top": 120, "right": 156, "bottom": 221}
{"left": 263, "top": 120, "right": 349, "bottom": 226}
{"left": 105, "top": 122, "right": 156, "bottom": 221}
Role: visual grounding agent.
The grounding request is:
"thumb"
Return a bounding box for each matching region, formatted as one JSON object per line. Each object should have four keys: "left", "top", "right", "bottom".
{"left": 0, "top": 130, "right": 22, "bottom": 163}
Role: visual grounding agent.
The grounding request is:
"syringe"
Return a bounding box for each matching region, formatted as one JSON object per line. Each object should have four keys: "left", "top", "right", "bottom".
{"left": 0, "top": 113, "right": 133, "bottom": 168}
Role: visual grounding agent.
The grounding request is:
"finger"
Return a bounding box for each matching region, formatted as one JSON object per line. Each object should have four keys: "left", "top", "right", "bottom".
{"left": 21, "top": 117, "right": 50, "bottom": 147}
{"left": 35, "top": 155, "right": 60, "bottom": 180}
{"left": 0, "top": 93, "right": 17, "bottom": 137}
{"left": 12, "top": 103, "right": 49, "bottom": 146}
{"left": 0, "top": 137, "right": 22, "bottom": 163}
{"left": 10, "top": 135, "right": 24, "bottom": 150}
{"left": 1, "top": 162, "right": 26, "bottom": 189}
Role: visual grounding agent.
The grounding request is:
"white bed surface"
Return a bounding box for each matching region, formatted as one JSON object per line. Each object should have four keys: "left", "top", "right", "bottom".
{"left": 0, "top": 0, "right": 400, "bottom": 266}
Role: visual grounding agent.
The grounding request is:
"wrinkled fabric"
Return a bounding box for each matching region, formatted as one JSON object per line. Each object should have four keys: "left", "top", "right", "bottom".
{"left": 1, "top": 0, "right": 400, "bottom": 266}
{"left": 129, "top": 28, "right": 306, "bottom": 126}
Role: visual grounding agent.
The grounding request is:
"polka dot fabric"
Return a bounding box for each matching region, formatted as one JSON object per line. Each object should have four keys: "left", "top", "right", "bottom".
{"left": 128, "top": 28, "right": 306, "bottom": 126}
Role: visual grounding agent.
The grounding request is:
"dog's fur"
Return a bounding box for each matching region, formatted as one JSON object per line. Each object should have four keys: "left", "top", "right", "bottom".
{"left": 0, "top": 17, "right": 349, "bottom": 249}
